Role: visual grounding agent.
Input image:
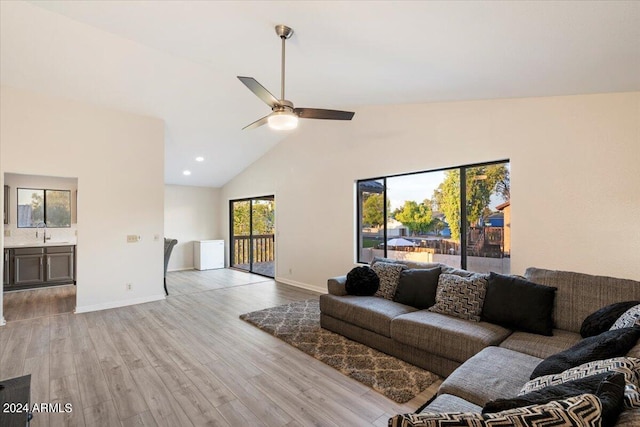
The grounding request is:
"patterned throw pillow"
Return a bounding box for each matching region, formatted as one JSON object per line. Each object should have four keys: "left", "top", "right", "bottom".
{"left": 520, "top": 357, "right": 640, "bottom": 410}
{"left": 610, "top": 303, "right": 640, "bottom": 330}
{"left": 372, "top": 262, "right": 406, "bottom": 300}
{"left": 428, "top": 273, "right": 488, "bottom": 322}
{"left": 580, "top": 301, "right": 640, "bottom": 338}
{"left": 388, "top": 394, "right": 602, "bottom": 427}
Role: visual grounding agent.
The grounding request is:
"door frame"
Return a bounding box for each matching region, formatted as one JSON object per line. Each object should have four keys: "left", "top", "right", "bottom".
{"left": 229, "top": 195, "right": 275, "bottom": 278}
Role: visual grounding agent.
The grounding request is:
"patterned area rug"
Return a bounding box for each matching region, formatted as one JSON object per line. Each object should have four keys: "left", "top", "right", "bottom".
{"left": 240, "top": 298, "right": 439, "bottom": 403}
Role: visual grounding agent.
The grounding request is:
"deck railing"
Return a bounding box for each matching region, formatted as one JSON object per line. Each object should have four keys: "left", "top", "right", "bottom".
{"left": 232, "top": 234, "right": 275, "bottom": 266}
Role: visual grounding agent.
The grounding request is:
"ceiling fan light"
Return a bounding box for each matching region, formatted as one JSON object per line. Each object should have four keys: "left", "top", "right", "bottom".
{"left": 268, "top": 111, "right": 298, "bottom": 130}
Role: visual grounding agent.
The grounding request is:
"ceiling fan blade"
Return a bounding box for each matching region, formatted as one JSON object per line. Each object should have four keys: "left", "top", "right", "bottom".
{"left": 237, "top": 76, "right": 279, "bottom": 108}
{"left": 294, "top": 108, "right": 355, "bottom": 120}
{"left": 242, "top": 114, "right": 271, "bottom": 130}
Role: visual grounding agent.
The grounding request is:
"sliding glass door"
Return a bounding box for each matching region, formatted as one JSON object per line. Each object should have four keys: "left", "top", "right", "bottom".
{"left": 230, "top": 196, "right": 275, "bottom": 277}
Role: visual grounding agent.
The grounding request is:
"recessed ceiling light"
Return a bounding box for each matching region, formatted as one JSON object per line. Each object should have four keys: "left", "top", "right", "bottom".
{"left": 183, "top": 170, "right": 191, "bottom": 176}
{"left": 195, "top": 156, "right": 204, "bottom": 162}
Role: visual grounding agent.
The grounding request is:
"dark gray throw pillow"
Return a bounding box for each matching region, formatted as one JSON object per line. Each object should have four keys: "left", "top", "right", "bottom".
{"left": 531, "top": 327, "right": 640, "bottom": 379}
{"left": 580, "top": 301, "right": 640, "bottom": 337}
{"left": 481, "top": 272, "right": 557, "bottom": 336}
{"left": 483, "top": 372, "right": 625, "bottom": 427}
{"left": 345, "top": 266, "right": 379, "bottom": 296}
{"left": 393, "top": 267, "right": 441, "bottom": 309}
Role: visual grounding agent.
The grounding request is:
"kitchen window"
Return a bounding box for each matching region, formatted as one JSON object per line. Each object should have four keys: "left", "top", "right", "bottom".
{"left": 17, "top": 188, "right": 72, "bottom": 228}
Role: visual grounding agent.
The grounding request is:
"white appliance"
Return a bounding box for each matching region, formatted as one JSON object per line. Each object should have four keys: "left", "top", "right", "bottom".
{"left": 194, "top": 240, "right": 224, "bottom": 270}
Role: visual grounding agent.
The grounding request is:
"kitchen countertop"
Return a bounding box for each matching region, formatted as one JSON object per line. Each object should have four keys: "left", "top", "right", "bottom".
{"left": 3, "top": 241, "right": 77, "bottom": 249}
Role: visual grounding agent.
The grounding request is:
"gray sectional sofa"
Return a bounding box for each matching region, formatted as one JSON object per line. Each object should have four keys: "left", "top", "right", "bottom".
{"left": 319, "top": 259, "right": 640, "bottom": 425}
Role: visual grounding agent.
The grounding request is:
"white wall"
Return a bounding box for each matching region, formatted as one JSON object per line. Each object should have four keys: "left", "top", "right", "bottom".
{"left": 164, "top": 184, "right": 221, "bottom": 271}
{"left": 221, "top": 92, "right": 640, "bottom": 292}
{"left": 0, "top": 86, "right": 165, "bottom": 319}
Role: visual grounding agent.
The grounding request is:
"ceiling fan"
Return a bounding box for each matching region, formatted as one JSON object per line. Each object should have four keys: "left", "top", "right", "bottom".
{"left": 238, "top": 25, "right": 355, "bottom": 131}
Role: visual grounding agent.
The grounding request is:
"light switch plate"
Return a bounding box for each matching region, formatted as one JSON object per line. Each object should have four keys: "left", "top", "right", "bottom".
{"left": 4, "top": 229, "right": 10, "bottom": 237}
{"left": 127, "top": 235, "right": 141, "bottom": 243}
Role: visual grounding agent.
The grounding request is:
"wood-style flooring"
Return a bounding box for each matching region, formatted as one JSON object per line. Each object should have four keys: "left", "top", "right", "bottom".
{"left": 3, "top": 284, "right": 76, "bottom": 322}
{"left": 0, "top": 269, "right": 437, "bottom": 426}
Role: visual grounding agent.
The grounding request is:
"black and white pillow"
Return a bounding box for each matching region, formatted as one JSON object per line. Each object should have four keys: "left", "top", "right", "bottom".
{"left": 372, "top": 262, "right": 406, "bottom": 300}
{"left": 580, "top": 301, "right": 640, "bottom": 338}
{"left": 530, "top": 327, "right": 640, "bottom": 379}
{"left": 520, "top": 357, "right": 640, "bottom": 410}
{"left": 389, "top": 394, "right": 602, "bottom": 427}
{"left": 428, "top": 273, "right": 488, "bottom": 322}
{"left": 484, "top": 372, "right": 625, "bottom": 427}
{"left": 610, "top": 303, "right": 640, "bottom": 330}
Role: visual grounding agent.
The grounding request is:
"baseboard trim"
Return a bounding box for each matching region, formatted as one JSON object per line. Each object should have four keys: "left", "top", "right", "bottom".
{"left": 167, "top": 267, "right": 194, "bottom": 272}
{"left": 75, "top": 294, "right": 166, "bottom": 314}
{"left": 276, "top": 277, "right": 325, "bottom": 294}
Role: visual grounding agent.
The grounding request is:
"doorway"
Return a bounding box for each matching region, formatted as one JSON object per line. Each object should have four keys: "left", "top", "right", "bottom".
{"left": 230, "top": 196, "right": 275, "bottom": 278}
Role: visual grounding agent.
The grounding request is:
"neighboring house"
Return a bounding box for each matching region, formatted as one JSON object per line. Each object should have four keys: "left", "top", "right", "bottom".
{"left": 387, "top": 218, "right": 408, "bottom": 237}
{"left": 485, "top": 212, "right": 504, "bottom": 227}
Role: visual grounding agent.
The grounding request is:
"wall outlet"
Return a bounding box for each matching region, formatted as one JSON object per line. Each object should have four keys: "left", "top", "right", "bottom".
{"left": 126, "top": 235, "right": 141, "bottom": 243}
{"left": 126, "top": 283, "right": 133, "bottom": 291}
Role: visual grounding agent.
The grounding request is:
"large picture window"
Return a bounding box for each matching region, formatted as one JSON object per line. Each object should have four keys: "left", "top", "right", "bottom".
{"left": 17, "top": 188, "right": 72, "bottom": 228}
{"left": 357, "top": 160, "right": 510, "bottom": 274}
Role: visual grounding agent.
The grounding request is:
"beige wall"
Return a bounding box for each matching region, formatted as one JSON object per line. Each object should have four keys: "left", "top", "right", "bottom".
{"left": 0, "top": 86, "right": 165, "bottom": 319}
{"left": 221, "top": 92, "right": 640, "bottom": 292}
{"left": 164, "top": 184, "right": 221, "bottom": 271}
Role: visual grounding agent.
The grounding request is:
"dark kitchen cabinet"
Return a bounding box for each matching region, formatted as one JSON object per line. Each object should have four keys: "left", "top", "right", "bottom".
{"left": 4, "top": 245, "right": 75, "bottom": 290}
{"left": 13, "top": 247, "right": 45, "bottom": 286}
{"left": 3, "top": 248, "right": 9, "bottom": 286}
{"left": 45, "top": 246, "right": 74, "bottom": 282}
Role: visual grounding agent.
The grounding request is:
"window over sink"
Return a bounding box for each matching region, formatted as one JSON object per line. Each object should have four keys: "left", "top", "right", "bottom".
{"left": 17, "top": 188, "right": 71, "bottom": 228}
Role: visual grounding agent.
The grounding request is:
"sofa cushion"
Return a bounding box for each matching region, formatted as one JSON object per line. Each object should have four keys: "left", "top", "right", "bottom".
{"left": 581, "top": 301, "right": 640, "bottom": 338}
{"left": 318, "top": 294, "right": 418, "bottom": 337}
{"left": 372, "top": 261, "right": 406, "bottom": 300}
{"left": 484, "top": 372, "right": 625, "bottom": 427}
{"left": 428, "top": 274, "right": 488, "bottom": 322}
{"left": 420, "top": 394, "right": 482, "bottom": 414}
{"left": 524, "top": 267, "right": 640, "bottom": 333}
{"left": 482, "top": 272, "right": 557, "bottom": 336}
{"left": 393, "top": 267, "right": 441, "bottom": 309}
{"left": 391, "top": 311, "right": 511, "bottom": 363}
{"left": 611, "top": 304, "right": 640, "bottom": 330}
{"left": 438, "top": 346, "right": 541, "bottom": 407}
{"left": 500, "top": 329, "right": 582, "bottom": 359}
{"left": 531, "top": 327, "right": 640, "bottom": 379}
{"left": 390, "top": 394, "right": 602, "bottom": 427}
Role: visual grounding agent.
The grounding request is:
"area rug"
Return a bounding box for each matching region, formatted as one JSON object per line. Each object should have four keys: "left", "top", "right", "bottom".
{"left": 240, "top": 298, "right": 439, "bottom": 403}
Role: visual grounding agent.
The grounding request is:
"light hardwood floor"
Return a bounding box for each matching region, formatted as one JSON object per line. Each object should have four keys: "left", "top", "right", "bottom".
{"left": 1, "top": 269, "right": 436, "bottom": 426}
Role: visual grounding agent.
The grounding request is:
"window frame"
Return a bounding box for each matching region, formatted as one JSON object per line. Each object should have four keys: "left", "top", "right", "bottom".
{"left": 16, "top": 187, "right": 72, "bottom": 228}
{"left": 356, "top": 159, "right": 509, "bottom": 270}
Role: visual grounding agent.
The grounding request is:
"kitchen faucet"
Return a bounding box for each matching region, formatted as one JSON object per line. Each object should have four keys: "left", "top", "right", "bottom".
{"left": 36, "top": 222, "right": 49, "bottom": 243}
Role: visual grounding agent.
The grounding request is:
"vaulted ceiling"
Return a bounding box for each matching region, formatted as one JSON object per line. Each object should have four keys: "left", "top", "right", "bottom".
{"left": 2, "top": 1, "right": 639, "bottom": 187}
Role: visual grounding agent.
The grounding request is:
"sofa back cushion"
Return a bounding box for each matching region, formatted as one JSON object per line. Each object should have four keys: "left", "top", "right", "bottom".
{"left": 393, "top": 267, "right": 441, "bottom": 309}
{"left": 483, "top": 272, "right": 557, "bottom": 336}
{"left": 524, "top": 268, "right": 640, "bottom": 333}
